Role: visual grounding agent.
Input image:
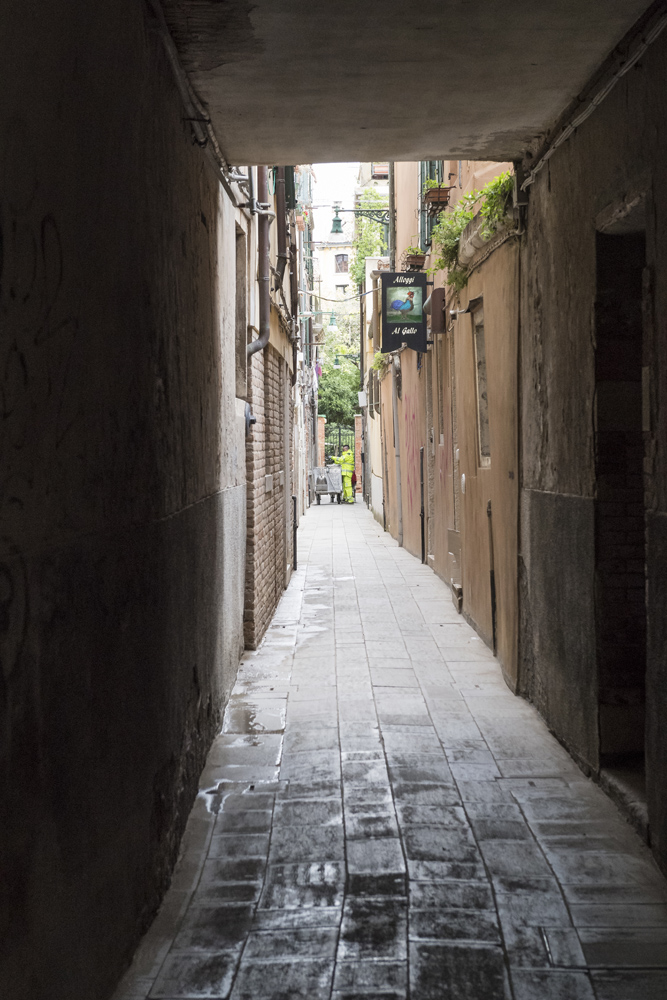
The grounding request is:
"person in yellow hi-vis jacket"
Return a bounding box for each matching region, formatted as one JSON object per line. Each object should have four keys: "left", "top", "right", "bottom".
{"left": 331, "top": 445, "right": 355, "bottom": 503}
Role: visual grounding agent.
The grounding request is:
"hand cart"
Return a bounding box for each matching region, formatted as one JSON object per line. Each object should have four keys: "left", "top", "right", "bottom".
{"left": 308, "top": 465, "right": 343, "bottom": 505}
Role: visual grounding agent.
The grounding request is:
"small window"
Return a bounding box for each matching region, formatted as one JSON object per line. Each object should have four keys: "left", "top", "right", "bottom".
{"left": 335, "top": 254, "right": 349, "bottom": 273}
{"left": 336, "top": 284, "right": 348, "bottom": 293}
{"left": 371, "top": 162, "right": 389, "bottom": 179}
{"left": 472, "top": 306, "right": 490, "bottom": 468}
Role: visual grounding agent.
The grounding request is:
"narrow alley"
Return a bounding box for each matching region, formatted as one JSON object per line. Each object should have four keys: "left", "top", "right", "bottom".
{"left": 114, "top": 503, "right": 667, "bottom": 1000}
{"left": 6, "top": 3, "right": 667, "bottom": 997}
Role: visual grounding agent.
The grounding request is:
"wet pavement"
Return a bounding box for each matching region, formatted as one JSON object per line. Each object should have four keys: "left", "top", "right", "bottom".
{"left": 113, "top": 501, "right": 667, "bottom": 1000}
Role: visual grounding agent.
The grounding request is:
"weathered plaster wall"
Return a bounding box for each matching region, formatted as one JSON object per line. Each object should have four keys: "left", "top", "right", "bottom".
{"left": 380, "top": 371, "right": 398, "bottom": 539}
{"left": 395, "top": 162, "right": 420, "bottom": 260}
{"left": 520, "top": 29, "right": 667, "bottom": 866}
{"left": 457, "top": 244, "right": 519, "bottom": 683}
{"left": 397, "top": 352, "right": 427, "bottom": 562}
{"left": 0, "top": 3, "right": 245, "bottom": 997}
{"left": 430, "top": 331, "right": 456, "bottom": 591}
{"left": 367, "top": 394, "right": 384, "bottom": 525}
{"left": 520, "top": 491, "right": 597, "bottom": 768}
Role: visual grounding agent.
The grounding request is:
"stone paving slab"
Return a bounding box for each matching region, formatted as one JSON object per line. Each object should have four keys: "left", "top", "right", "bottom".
{"left": 113, "top": 502, "right": 667, "bottom": 1000}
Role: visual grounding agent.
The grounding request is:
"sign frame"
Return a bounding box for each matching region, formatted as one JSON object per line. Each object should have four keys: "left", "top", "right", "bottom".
{"left": 380, "top": 271, "right": 428, "bottom": 353}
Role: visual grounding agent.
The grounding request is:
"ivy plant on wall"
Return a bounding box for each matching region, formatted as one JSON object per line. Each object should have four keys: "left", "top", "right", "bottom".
{"left": 430, "top": 171, "right": 514, "bottom": 289}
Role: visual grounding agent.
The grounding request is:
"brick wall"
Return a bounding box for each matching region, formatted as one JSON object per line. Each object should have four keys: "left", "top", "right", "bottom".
{"left": 245, "top": 341, "right": 293, "bottom": 649}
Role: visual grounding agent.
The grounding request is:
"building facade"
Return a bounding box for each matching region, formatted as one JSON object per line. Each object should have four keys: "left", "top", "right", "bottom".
{"left": 360, "top": 35, "right": 667, "bottom": 875}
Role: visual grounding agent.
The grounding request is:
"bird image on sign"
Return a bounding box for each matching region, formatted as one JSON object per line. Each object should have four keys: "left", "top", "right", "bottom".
{"left": 390, "top": 290, "right": 415, "bottom": 312}
{"left": 385, "top": 286, "right": 423, "bottom": 323}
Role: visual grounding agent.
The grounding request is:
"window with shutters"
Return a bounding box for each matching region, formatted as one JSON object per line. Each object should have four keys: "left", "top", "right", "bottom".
{"left": 419, "top": 160, "right": 444, "bottom": 250}
{"left": 335, "top": 254, "right": 349, "bottom": 273}
{"left": 472, "top": 305, "right": 491, "bottom": 468}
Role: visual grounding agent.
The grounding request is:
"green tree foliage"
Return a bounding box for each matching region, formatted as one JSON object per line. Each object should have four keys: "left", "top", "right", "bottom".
{"left": 317, "top": 363, "right": 360, "bottom": 426}
{"left": 317, "top": 316, "right": 361, "bottom": 427}
{"left": 328, "top": 311, "right": 359, "bottom": 353}
{"left": 350, "top": 189, "right": 388, "bottom": 286}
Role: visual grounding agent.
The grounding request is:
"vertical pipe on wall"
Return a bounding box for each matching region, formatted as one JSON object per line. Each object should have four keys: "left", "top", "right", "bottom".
{"left": 292, "top": 495, "right": 298, "bottom": 571}
{"left": 248, "top": 166, "right": 256, "bottom": 214}
{"left": 247, "top": 166, "right": 270, "bottom": 358}
{"left": 420, "top": 446, "right": 425, "bottom": 564}
{"left": 359, "top": 280, "right": 366, "bottom": 505}
{"left": 392, "top": 357, "right": 403, "bottom": 547}
{"left": 359, "top": 283, "right": 365, "bottom": 391}
{"left": 275, "top": 166, "right": 288, "bottom": 284}
{"left": 487, "top": 499, "right": 497, "bottom": 654}
{"left": 389, "top": 162, "right": 396, "bottom": 271}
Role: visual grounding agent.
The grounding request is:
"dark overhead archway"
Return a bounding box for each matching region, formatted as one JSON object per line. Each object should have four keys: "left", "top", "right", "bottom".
{"left": 161, "top": 0, "right": 653, "bottom": 164}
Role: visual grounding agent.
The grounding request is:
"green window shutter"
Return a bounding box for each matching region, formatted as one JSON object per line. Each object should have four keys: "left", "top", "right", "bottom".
{"left": 285, "top": 166, "right": 296, "bottom": 210}
{"left": 420, "top": 160, "right": 444, "bottom": 251}
{"left": 419, "top": 162, "right": 428, "bottom": 250}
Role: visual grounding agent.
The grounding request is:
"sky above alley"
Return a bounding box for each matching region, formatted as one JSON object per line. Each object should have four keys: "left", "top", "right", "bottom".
{"left": 311, "top": 161, "right": 358, "bottom": 245}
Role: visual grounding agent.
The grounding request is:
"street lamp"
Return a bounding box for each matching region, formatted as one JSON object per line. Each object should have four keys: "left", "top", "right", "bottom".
{"left": 330, "top": 201, "right": 391, "bottom": 228}
{"left": 333, "top": 353, "right": 360, "bottom": 370}
{"left": 330, "top": 206, "right": 344, "bottom": 234}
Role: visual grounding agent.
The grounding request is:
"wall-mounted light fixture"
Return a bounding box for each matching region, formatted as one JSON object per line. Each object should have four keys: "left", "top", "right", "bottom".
{"left": 330, "top": 206, "right": 344, "bottom": 234}
{"left": 333, "top": 353, "right": 360, "bottom": 370}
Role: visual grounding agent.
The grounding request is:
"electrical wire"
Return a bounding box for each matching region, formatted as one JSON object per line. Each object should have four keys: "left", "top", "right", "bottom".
{"left": 301, "top": 289, "right": 375, "bottom": 303}
{"left": 522, "top": 4, "right": 667, "bottom": 190}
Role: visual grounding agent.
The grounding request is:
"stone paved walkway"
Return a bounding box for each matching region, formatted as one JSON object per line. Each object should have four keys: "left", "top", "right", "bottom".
{"left": 114, "top": 501, "right": 667, "bottom": 1000}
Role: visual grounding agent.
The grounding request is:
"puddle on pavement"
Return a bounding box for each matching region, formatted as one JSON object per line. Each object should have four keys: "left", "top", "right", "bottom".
{"left": 222, "top": 733, "right": 265, "bottom": 748}
{"left": 198, "top": 785, "right": 223, "bottom": 814}
{"left": 237, "top": 666, "right": 287, "bottom": 682}
{"left": 223, "top": 701, "right": 286, "bottom": 735}
{"left": 199, "top": 777, "right": 284, "bottom": 815}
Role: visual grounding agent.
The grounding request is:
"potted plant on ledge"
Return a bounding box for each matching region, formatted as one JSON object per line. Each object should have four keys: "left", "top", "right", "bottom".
{"left": 423, "top": 178, "right": 453, "bottom": 214}
{"left": 403, "top": 243, "right": 427, "bottom": 270}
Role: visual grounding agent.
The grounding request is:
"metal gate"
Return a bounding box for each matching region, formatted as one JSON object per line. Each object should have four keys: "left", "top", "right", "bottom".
{"left": 324, "top": 423, "right": 355, "bottom": 463}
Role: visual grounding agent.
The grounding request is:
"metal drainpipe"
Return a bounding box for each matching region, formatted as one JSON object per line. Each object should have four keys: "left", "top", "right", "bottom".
{"left": 487, "top": 500, "right": 497, "bottom": 654}
{"left": 275, "top": 167, "right": 289, "bottom": 285}
{"left": 247, "top": 165, "right": 271, "bottom": 358}
{"left": 292, "top": 495, "right": 298, "bottom": 571}
{"left": 359, "top": 281, "right": 365, "bottom": 502}
{"left": 290, "top": 236, "right": 299, "bottom": 386}
{"left": 388, "top": 162, "right": 396, "bottom": 270}
{"left": 359, "top": 282, "right": 365, "bottom": 392}
{"left": 392, "top": 356, "right": 403, "bottom": 547}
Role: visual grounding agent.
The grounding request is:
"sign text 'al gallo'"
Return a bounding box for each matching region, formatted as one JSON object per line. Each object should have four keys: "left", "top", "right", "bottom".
{"left": 380, "top": 271, "right": 427, "bottom": 353}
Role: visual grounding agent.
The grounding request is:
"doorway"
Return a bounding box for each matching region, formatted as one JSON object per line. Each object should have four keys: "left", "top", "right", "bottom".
{"left": 594, "top": 225, "right": 647, "bottom": 798}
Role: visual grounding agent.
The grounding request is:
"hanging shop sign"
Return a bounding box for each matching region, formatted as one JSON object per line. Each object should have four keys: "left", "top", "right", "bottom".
{"left": 380, "top": 272, "right": 427, "bottom": 353}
